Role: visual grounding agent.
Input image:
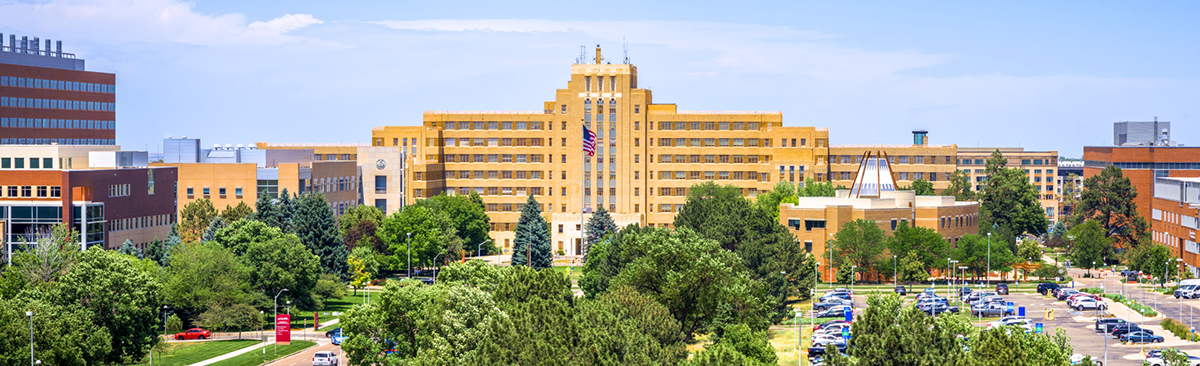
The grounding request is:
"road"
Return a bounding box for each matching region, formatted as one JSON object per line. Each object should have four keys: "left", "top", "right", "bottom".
{"left": 267, "top": 339, "right": 343, "bottom": 366}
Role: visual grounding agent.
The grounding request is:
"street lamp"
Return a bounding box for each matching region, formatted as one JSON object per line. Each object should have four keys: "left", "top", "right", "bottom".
{"left": 794, "top": 307, "right": 803, "bottom": 366}
{"left": 948, "top": 259, "right": 959, "bottom": 299}
{"left": 828, "top": 233, "right": 835, "bottom": 288}
{"left": 477, "top": 239, "right": 491, "bottom": 258}
{"left": 273, "top": 288, "right": 288, "bottom": 356}
{"left": 987, "top": 232, "right": 991, "bottom": 286}
{"left": 406, "top": 232, "right": 412, "bottom": 278}
{"left": 958, "top": 266, "right": 968, "bottom": 306}
{"left": 433, "top": 252, "right": 446, "bottom": 281}
{"left": 893, "top": 255, "right": 898, "bottom": 287}
{"left": 851, "top": 265, "right": 858, "bottom": 295}
{"left": 27, "top": 310, "right": 33, "bottom": 366}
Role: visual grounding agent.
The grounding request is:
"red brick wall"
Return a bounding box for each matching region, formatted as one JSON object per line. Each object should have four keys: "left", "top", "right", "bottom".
{"left": 0, "top": 63, "right": 116, "bottom": 142}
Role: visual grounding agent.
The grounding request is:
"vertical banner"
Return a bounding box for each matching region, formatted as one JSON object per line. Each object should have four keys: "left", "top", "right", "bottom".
{"left": 276, "top": 314, "right": 291, "bottom": 345}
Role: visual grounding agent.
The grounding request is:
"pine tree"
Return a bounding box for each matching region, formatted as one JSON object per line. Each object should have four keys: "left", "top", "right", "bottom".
{"left": 512, "top": 195, "right": 552, "bottom": 269}
{"left": 294, "top": 193, "right": 351, "bottom": 280}
{"left": 583, "top": 205, "right": 618, "bottom": 260}
{"left": 144, "top": 237, "right": 165, "bottom": 264}
{"left": 253, "top": 193, "right": 281, "bottom": 228}
{"left": 117, "top": 239, "right": 142, "bottom": 259}
{"left": 160, "top": 225, "right": 181, "bottom": 266}
{"left": 277, "top": 188, "right": 296, "bottom": 233}
{"left": 220, "top": 201, "right": 254, "bottom": 222}
{"left": 202, "top": 216, "right": 228, "bottom": 243}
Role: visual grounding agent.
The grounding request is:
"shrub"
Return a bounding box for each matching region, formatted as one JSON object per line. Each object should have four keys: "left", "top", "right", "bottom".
{"left": 1161, "top": 318, "right": 1199, "bottom": 341}
{"left": 1102, "top": 293, "right": 1158, "bottom": 317}
{"left": 1080, "top": 288, "right": 1104, "bottom": 294}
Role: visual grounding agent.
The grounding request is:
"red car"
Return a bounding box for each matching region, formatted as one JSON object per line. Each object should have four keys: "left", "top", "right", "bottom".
{"left": 174, "top": 328, "right": 211, "bottom": 340}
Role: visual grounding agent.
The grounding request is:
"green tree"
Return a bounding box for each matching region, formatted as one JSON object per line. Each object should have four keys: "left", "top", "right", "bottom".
{"left": 832, "top": 219, "right": 887, "bottom": 278}
{"left": 898, "top": 250, "right": 930, "bottom": 283}
{"left": 377, "top": 205, "right": 458, "bottom": 271}
{"left": 583, "top": 205, "right": 618, "bottom": 259}
{"left": 160, "top": 225, "right": 182, "bottom": 266}
{"left": 1068, "top": 220, "right": 1112, "bottom": 271}
{"left": 951, "top": 234, "right": 992, "bottom": 280}
{"left": 197, "top": 303, "right": 262, "bottom": 339}
{"left": 162, "top": 242, "right": 249, "bottom": 321}
{"left": 220, "top": 201, "right": 254, "bottom": 223}
{"left": 674, "top": 182, "right": 816, "bottom": 319}
{"left": 610, "top": 227, "right": 771, "bottom": 341}
{"left": 311, "top": 273, "right": 347, "bottom": 308}
{"left": 143, "top": 238, "right": 166, "bottom": 267}
{"left": 348, "top": 246, "right": 379, "bottom": 295}
{"left": 414, "top": 192, "right": 493, "bottom": 255}
{"left": 580, "top": 224, "right": 650, "bottom": 298}
{"left": 276, "top": 188, "right": 296, "bottom": 232}
{"left": 294, "top": 193, "right": 350, "bottom": 280}
{"left": 1017, "top": 238, "right": 1043, "bottom": 262}
{"left": 1125, "top": 240, "right": 1177, "bottom": 282}
{"left": 165, "top": 313, "right": 183, "bottom": 333}
{"left": 941, "top": 170, "right": 976, "bottom": 201}
{"left": 798, "top": 178, "right": 838, "bottom": 197}
{"left": 512, "top": 195, "right": 552, "bottom": 269}
{"left": 573, "top": 286, "right": 687, "bottom": 364}
{"left": 754, "top": 181, "right": 797, "bottom": 219}
{"left": 13, "top": 224, "right": 80, "bottom": 287}
{"left": 178, "top": 198, "right": 217, "bottom": 243}
{"left": 338, "top": 204, "right": 385, "bottom": 252}
{"left": 1070, "top": 165, "right": 1149, "bottom": 249}
{"left": 0, "top": 297, "right": 112, "bottom": 366}
{"left": 53, "top": 247, "right": 162, "bottom": 364}
{"left": 201, "top": 216, "right": 228, "bottom": 243}
{"left": 241, "top": 234, "right": 322, "bottom": 310}
{"left": 118, "top": 239, "right": 143, "bottom": 258}
{"left": 253, "top": 192, "right": 282, "bottom": 229}
{"left": 885, "top": 222, "right": 949, "bottom": 276}
{"left": 980, "top": 150, "right": 1050, "bottom": 238}
{"left": 212, "top": 219, "right": 286, "bottom": 256}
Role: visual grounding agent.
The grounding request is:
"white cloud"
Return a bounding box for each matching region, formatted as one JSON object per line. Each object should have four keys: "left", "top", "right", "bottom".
{"left": 0, "top": 0, "right": 322, "bottom": 45}
{"left": 370, "top": 19, "right": 949, "bottom": 81}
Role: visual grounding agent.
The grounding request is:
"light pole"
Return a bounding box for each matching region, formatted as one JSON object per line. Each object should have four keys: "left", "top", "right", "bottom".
{"left": 987, "top": 232, "right": 991, "bottom": 286}
{"left": 948, "top": 259, "right": 959, "bottom": 299}
{"left": 159, "top": 305, "right": 169, "bottom": 365}
{"left": 851, "top": 265, "right": 857, "bottom": 296}
{"left": 273, "top": 288, "right": 288, "bottom": 356}
{"left": 406, "top": 232, "right": 412, "bottom": 278}
{"left": 794, "top": 307, "right": 803, "bottom": 366}
{"left": 27, "top": 310, "right": 33, "bottom": 366}
{"left": 893, "top": 255, "right": 898, "bottom": 287}
{"left": 958, "top": 266, "right": 968, "bottom": 307}
{"left": 828, "top": 233, "right": 835, "bottom": 288}
{"left": 477, "top": 239, "right": 491, "bottom": 258}
{"left": 433, "top": 252, "right": 446, "bottom": 281}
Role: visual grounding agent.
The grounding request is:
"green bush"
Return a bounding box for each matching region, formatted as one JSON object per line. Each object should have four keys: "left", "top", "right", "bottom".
{"left": 1161, "top": 318, "right": 1199, "bottom": 341}
{"left": 1080, "top": 288, "right": 1103, "bottom": 294}
{"left": 1102, "top": 293, "right": 1158, "bottom": 317}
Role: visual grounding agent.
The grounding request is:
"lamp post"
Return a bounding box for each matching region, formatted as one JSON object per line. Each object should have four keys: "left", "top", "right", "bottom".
{"left": 828, "top": 233, "right": 835, "bottom": 288}
{"left": 851, "top": 265, "right": 857, "bottom": 296}
{"left": 987, "top": 232, "right": 991, "bottom": 286}
{"left": 273, "top": 288, "right": 288, "bottom": 356}
{"left": 959, "top": 266, "right": 969, "bottom": 307}
{"left": 948, "top": 259, "right": 959, "bottom": 299}
{"left": 893, "top": 255, "right": 898, "bottom": 287}
{"left": 27, "top": 310, "right": 33, "bottom": 366}
{"left": 406, "top": 232, "right": 412, "bottom": 278}
{"left": 795, "top": 307, "right": 803, "bottom": 366}
{"left": 433, "top": 252, "right": 446, "bottom": 281}
{"left": 477, "top": 239, "right": 491, "bottom": 258}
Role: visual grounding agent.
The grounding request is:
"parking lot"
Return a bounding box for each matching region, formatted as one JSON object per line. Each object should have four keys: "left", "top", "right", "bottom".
{"left": 841, "top": 282, "right": 1200, "bottom": 366}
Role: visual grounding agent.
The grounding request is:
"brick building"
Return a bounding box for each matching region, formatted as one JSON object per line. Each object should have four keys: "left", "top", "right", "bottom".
{"left": 0, "top": 34, "right": 116, "bottom": 146}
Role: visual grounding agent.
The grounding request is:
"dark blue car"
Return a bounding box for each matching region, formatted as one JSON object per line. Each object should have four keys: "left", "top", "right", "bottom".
{"left": 1121, "top": 330, "right": 1163, "bottom": 344}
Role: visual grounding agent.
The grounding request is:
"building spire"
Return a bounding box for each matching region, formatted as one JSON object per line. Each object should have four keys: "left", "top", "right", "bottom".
{"left": 595, "top": 44, "right": 603, "bottom": 65}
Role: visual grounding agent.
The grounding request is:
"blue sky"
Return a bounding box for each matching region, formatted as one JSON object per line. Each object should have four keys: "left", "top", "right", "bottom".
{"left": 2, "top": 0, "right": 1196, "bottom": 156}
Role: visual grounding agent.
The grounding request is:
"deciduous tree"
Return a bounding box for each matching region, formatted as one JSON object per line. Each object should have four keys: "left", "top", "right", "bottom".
{"left": 162, "top": 242, "right": 249, "bottom": 320}
{"left": 832, "top": 219, "right": 887, "bottom": 278}
{"left": 1068, "top": 220, "right": 1111, "bottom": 271}
{"left": 414, "top": 192, "right": 493, "bottom": 255}
{"left": 980, "top": 150, "right": 1050, "bottom": 238}
{"left": 53, "top": 247, "right": 162, "bottom": 364}
{"left": 941, "top": 170, "right": 975, "bottom": 201}
{"left": 377, "top": 205, "right": 458, "bottom": 271}
{"left": 338, "top": 204, "right": 384, "bottom": 252}
{"left": 212, "top": 219, "right": 286, "bottom": 256}
{"left": 220, "top": 201, "right": 254, "bottom": 223}
{"left": 1070, "top": 165, "right": 1149, "bottom": 248}
{"left": 241, "top": 234, "right": 321, "bottom": 310}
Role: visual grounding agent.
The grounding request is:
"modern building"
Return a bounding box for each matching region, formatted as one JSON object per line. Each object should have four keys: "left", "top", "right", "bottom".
{"left": 1115, "top": 119, "right": 1172, "bottom": 146}
{"left": 1150, "top": 177, "right": 1200, "bottom": 277}
{"left": 256, "top": 142, "right": 367, "bottom": 162}
{"left": 154, "top": 137, "right": 360, "bottom": 216}
{"left": 370, "top": 46, "right": 831, "bottom": 255}
{"left": 829, "top": 131, "right": 958, "bottom": 192}
{"left": 357, "top": 146, "right": 405, "bottom": 213}
{"left": 780, "top": 151, "right": 979, "bottom": 281}
{"left": 957, "top": 147, "right": 1060, "bottom": 225}
{"left": 0, "top": 144, "right": 177, "bottom": 260}
{"left": 1082, "top": 146, "right": 1200, "bottom": 232}
{"left": 0, "top": 34, "right": 116, "bottom": 146}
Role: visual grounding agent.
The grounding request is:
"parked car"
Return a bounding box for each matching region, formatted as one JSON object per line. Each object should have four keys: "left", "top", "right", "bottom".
{"left": 813, "top": 320, "right": 850, "bottom": 332}
{"left": 986, "top": 317, "right": 1032, "bottom": 331}
{"left": 1109, "top": 323, "right": 1148, "bottom": 337}
{"left": 923, "top": 303, "right": 960, "bottom": 316}
{"left": 894, "top": 285, "right": 907, "bottom": 296}
{"left": 820, "top": 292, "right": 852, "bottom": 302}
{"left": 312, "top": 351, "right": 340, "bottom": 366}
{"left": 1074, "top": 298, "right": 1108, "bottom": 311}
{"left": 959, "top": 287, "right": 973, "bottom": 297}
{"left": 1056, "top": 289, "right": 1081, "bottom": 301}
{"left": 970, "top": 302, "right": 1013, "bottom": 317}
{"left": 1146, "top": 349, "right": 1200, "bottom": 366}
{"left": 814, "top": 298, "right": 855, "bottom": 311}
{"left": 971, "top": 295, "right": 1005, "bottom": 307}
{"left": 807, "top": 341, "right": 847, "bottom": 359}
{"left": 1095, "top": 318, "right": 1127, "bottom": 332}
{"left": 815, "top": 306, "right": 853, "bottom": 319}
{"left": 174, "top": 328, "right": 211, "bottom": 340}
{"left": 815, "top": 323, "right": 852, "bottom": 338}
{"left": 1069, "top": 353, "right": 1103, "bottom": 366}
{"left": 325, "top": 327, "right": 342, "bottom": 338}
{"left": 1121, "top": 330, "right": 1164, "bottom": 344}
{"left": 962, "top": 291, "right": 996, "bottom": 303}
{"left": 996, "top": 283, "right": 1010, "bottom": 295}
{"left": 1176, "top": 280, "right": 1200, "bottom": 299}
{"left": 1037, "top": 283, "right": 1060, "bottom": 295}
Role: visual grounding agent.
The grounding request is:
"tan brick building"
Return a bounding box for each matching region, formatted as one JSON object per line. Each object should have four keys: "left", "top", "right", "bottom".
{"left": 957, "top": 147, "right": 1060, "bottom": 225}
{"left": 829, "top": 131, "right": 959, "bottom": 192}
{"left": 370, "top": 46, "right": 830, "bottom": 255}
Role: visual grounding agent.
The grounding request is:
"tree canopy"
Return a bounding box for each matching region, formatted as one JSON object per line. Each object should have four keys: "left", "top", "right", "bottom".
{"left": 293, "top": 193, "right": 350, "bottom": 280}
{"left": 414, "top": 192, "right": 493, "bottom": 255}
{"left": 1067, "top": 220, "right": 1111, "bottom": 270}
{"left": 1069, "top": 165, "right": 1148, "bottom": 248}
{"left": 583, "top": 205, "right": 619, "bottom": 259}
{"left": 178, "top": 198, "right": 217, "bottom": 243}
{"left": 979, "top": 150, "right": 1050, "bottom": 238}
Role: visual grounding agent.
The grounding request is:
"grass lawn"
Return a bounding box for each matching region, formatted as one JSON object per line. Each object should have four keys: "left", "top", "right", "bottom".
{"left": 770, "top": 326, "right": 809, "bottom": 366}
{"left": 208, "top": 340, "right": 317, "bottom": 366}
{"left": 130, "top": 340, "right": 259, "bottom": 366}
{"left": 549, "top": 265, "right": 583, "bottom": 288}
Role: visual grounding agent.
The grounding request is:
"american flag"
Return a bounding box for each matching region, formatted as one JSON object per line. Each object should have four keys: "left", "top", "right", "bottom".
{"left": 582, "top": 126, "right": 597, "bottom": 156}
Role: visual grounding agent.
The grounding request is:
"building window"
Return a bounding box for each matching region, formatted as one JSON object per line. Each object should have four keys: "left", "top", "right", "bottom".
{"left": 235, "top": 187, "right": 243, "bottom": 196}
{"left": 203, "top": 187, "right": 210, "bottom": 196}
{"left": 186, "top": 187, "right": 194, "bottom": 196}
{"left": 219, "top": 187, "right": 226, "bottom": 196}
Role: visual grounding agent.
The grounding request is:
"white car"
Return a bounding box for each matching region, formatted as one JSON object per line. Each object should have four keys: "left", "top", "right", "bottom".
{"left": 816, "top": 323, "right": 852, "bottom": 337}
{"left": 1074, "top": 298, "right": 1108, "bottom": 311}
{"left": 313, "top": 351, "right": 339, "bottom": 366}
{"left": 987, "top": 317, "right": 1033, "bottom": 332}
{"left": 1146, "top": 355, "right": 1200, "bottom": 366}
{"left": 1070, "top": 354, "right": 1103, "bottom": 366}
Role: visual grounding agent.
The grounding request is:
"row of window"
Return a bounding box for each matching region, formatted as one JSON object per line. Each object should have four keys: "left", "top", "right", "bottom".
{"left": 0, "top": 76, "right": 114, "bottom": 93}
{"left": 431, "top": 186, "right": 547, "bottom": 197}
{"left": 440, "top": 138, "right": 546, "bottom": 147}
{"left": 656, "top": 171, "right": 767, "bottom": 181}
{"left": 440, "top": 121, "right": 546, "bottom": 131}
{"left": 309, "top": 176, "right": 358, "bottom": 194}
{"left": 440, "top": 154, "right": 548, "bottom": 163}
{"left": 654, "top": 154, "right": 765, "bottom": 164}
{"left": 108, "top": 184, "right": 130, "bottom": 197}
{"left": 654, "top": 137, "right": 769, "bottom": 148}
{"left": 314, "top": 154, "right": 356, "bottom": 161}
{"left": 109, "top": 214, "right": 174, "bottom": 232}
{"left": 940, "top": 215, "right": 977, "bottom": 229}
{"left": 655, "top": 121, "right": 762, "bottom": 131}
{"left": 1, "top": 185, "right": 62, "bottom": 198}
{"left": 959, "top": 158, "right": 1054, "bottom": 166}
{"left": 0, "top": 138, "right": 113, "bottom": 145}
{"left": 1085, "top": 161, "right": 1200, "bottom": 170}
{"left": 186, "top": 187, "right": 245, "bottom": 196}
{"left": 424, "top": 170, "right": 547, "bottom": 181}
{"left": 895, "top": 172, "right": 945, "bottom": 182}
{"left": 1, "top": 96, "right": 114, "bottom": 111}
{"left": 1, "top": 157, "right": 55, "bottom": 169}
{"left": 2, "top": 118, "right": 115, "bottom": 130}
{"left": 583, "top": 76, "right": 619, "bottom": 92}
{"left": 837, "top": 155, "right": 955, "bottom": 165}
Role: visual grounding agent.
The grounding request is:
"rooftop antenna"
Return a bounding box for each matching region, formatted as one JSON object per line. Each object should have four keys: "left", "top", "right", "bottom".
{"left": 578, "top": 45, "right": 586, "bottom": 65}
{"left": 623, "top": 37, "right": 630, "bottom": 64}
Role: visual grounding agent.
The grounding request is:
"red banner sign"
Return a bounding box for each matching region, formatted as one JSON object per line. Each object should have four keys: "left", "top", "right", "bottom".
{"left": 275, "top": 314, "right": 291, "bottom": 345}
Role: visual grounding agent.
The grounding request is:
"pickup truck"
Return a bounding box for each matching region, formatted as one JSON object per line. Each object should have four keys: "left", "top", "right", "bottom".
{"left": 970, "top": 302, "right": 1013, "bottom": 317}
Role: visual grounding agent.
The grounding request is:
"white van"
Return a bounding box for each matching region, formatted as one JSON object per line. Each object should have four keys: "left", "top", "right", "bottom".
{"left": 1174, "top": 279, "right": 1200, "bottom": 299}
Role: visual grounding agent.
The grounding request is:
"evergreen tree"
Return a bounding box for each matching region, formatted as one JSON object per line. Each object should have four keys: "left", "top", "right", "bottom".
{"left": 144, "top": 237, "right": 165, "bottom": 265}
{"left": 178, "top": 198, "right": 217, "bottom": 243}
{"left": 117, "top": 239, "right": 142, "bottom": 259}
{"left": 253, "top": 193, "right": 282, "bottom": 229}
{"left": 512, "top": 195, "right": 552, "bottom": 269}
{"left": 583, "top": 205, "right": 618, "bottom": 260}
{"left": 202, "top": 216, "right": 228, "bottom": 243}
{"left": 294, "top": 193, "right": 351, "bottom": 280}
{"left": 160, "top": 225, "right": 181, "bottom": 266}
{"left": 277, "top": 188, "right": 296, "bottom": 232}
{"left": 1069, "top": 165, "right": 1148, "bottom": 248}
{"left": 220, "top": 201, "right": 254, "bottom": 222}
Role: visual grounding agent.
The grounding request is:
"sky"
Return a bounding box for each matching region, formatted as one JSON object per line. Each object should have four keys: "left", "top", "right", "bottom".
{"left": 1, "top": 0, "right": 1196, "bottom": 157}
